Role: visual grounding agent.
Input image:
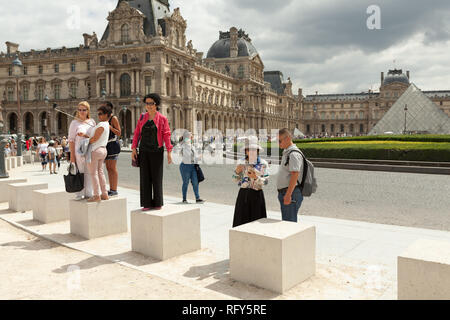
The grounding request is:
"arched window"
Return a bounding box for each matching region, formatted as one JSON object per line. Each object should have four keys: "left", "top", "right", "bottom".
{"left": 100, "top": 56, "right": 105, "bottom": 66}
{"left": 9, "top": 113, "right": 17, "bottom": 133}
{"left": 121, "top": 24, "right": 130, "bottom": 42}
{"left": 120, "top": 73, "right": 131, "bottom": 97}
{"left": 122, "top": 54, "right": 127, "bottom": 64}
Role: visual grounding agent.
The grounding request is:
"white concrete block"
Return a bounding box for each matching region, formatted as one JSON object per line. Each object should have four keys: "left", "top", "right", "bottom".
{"left": 0, "top": 178, "right": 27, "bottom": 202}
{"left": 32, "top": 189, "right": 72, "bottom": 223}
{"left": 16, "top": 156, "right": 23, "bottom": 167}
{"left": 230, "top": 218, "right": 316, "bottom": 293}
{"left": 398, "top": 239, "right": 450, "bottom": 300}
{"left": 5, "top": 158, "right": 10, "bottom": 171}
{"left": 131, "top": 205, "right": 201, "bottom": 260}
{"left": 70, "top": 197, "right": 128, "bottom": 239}
{"left": 10, "top": 157, "right": 16, "bottom": 169}
{"left": 8, "top": 182, "right": 48, "bottom": 212}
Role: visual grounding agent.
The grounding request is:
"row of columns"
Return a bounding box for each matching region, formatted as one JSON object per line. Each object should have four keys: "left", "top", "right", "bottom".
{"left": 99, "top": 70, "right": 143, "bottom": 97}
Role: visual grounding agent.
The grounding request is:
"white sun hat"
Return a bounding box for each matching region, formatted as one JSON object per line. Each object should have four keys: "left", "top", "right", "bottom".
{"left": 240, "top": 136, "right": 263, "bottom": 153}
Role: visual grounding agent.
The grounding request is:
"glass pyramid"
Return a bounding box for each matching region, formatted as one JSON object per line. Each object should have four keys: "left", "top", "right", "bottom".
{"left": 369, "top": 83, "right": 450, "bottom": 135}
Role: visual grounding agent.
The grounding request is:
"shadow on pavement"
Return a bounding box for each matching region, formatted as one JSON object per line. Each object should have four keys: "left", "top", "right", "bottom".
{"left": 16, "top": 219, "right": 44, "bottom": 227}
{"left": 40, "top": 233, "right": 86, "bottom": 245}
{"left": 1, "top": 239, "right": 59, "bottom": 251}
{"left": 0, "top": 208, "right": 17, "bottom": 215}
{"left": 52, "top": 251, "right": 158, "bottom": 273}
{"left": 183, "top": 259, "right": 279, "bottom": 299}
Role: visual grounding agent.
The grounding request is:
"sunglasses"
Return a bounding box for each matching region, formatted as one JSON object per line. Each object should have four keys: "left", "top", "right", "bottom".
{"left": 78, "top": 109, "right": 88, "bottom": 112}
{"left": 145, "top": 102, "right": 156, "bottom": 106}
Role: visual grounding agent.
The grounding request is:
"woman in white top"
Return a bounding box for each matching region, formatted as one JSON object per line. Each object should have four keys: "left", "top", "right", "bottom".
{"left": 47, "top": 140, "right": 57, "bottom": 174}
{"left": 37, "top": 137, "right": 49, "bottom": 171}
{"left": 68, "top": 101, "right": 96, "bottom": 200}
{"left": 179, "top": 131, "right": 204, "bottom": 204}
{"left": 78, "top": 105, "right": 110, "bottom": 202}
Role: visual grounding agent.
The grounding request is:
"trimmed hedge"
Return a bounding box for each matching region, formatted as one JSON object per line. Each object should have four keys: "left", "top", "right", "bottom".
{"left": 293, "top": 134, "right": 450, "bottom": 143}
{"left": 295, "top": 142, "right": 450, "bottom": 162}
{"left": 233, "top": 140, "right": 450, "bottom": 162}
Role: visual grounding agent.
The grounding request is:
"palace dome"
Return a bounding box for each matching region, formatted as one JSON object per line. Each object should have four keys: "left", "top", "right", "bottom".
{"left": 383, "top": 69, "right": 410, "bottom": 86}
{"left": 206, "top": 29, "right": 258, "bottom": 59}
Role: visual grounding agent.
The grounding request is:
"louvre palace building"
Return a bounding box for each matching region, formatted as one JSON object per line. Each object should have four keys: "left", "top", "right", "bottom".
{"left": 302, "top": 69, "right": 450, "bottom": 136}
{"left": 1, "top": 0, "right": 450, "bottom": 140}
{"left": 0, "top": 0, "right": 302, "bottom": 139}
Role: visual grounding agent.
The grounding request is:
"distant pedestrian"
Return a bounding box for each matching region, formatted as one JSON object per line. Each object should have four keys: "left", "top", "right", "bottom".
{"left": 26, "top": 137, "right": 32, "bottom": 151}
{"left": 102, "top": 101, "right": 121, "bottom": 197}
{"left": 4, "top": 143, "right": 11, "bottom": 157}
{"left": 10, "top": 139, "right": 17, "bottom": 156}
{"left": 37, "top": 137, "right": 49, "bottom": 171}
{"left": 179, "top": 131, "right": 204, "bottom": 204}
{"left": 276, "top": 128, "right": 304, "bottom": 223}
{"left": 232, "top": 137, "right": 269, "bottom": 228}
{"left": 55, "top": 140, "right": 62, "bottom": 171}
{"left": 47, "top": 140, "right": 57, "bottom": 174}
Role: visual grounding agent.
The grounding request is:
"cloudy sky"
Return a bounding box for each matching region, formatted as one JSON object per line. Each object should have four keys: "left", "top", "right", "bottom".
{"left": 2, "top": 0, "right": 450, "bottom": 96}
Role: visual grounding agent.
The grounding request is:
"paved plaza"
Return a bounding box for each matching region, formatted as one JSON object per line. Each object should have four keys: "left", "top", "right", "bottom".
{"left": 1, "top": 160, "right": 450, "bottom": 299}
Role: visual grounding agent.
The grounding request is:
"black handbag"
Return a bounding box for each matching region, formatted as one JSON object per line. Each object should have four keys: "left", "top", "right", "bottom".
{"left": 194, "top": 164, "right": 205, "bottom": 183}
{"left": 132, "top": 151, "right": 140, "bottom": 168}
{"left": 64, "top": 163, "right": 84, "bottom": 193}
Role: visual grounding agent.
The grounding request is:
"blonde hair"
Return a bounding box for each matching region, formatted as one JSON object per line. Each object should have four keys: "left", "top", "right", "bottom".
{"left": 76, "top": 101, "right": 91, "bottom": 119}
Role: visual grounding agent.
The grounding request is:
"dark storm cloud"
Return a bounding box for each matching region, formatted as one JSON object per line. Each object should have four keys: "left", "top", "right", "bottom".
{"left": 219, "top": 0, "right": 450, "bottom": 63}
{"left": 2, "top": 0, "right": 450, "bottom": 96}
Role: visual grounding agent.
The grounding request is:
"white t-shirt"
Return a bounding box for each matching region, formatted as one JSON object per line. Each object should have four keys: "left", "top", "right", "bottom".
{"left": 38, "top": 143, "right": 49, "bottom": 154}
{"left": 48, "top": 146, "right": 56, "bottom": 159}
{"left": 90, "top": 121, "right": 110, "bottom": 151}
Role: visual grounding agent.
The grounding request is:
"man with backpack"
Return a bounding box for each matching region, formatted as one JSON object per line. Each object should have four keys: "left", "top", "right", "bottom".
{"left": 276, "top": 128, "right": 306, "bottom": 222}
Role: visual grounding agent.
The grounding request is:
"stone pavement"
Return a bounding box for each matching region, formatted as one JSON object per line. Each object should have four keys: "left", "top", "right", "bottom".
{"left": 1, "top": 162, "right": 450, "bottom": 299}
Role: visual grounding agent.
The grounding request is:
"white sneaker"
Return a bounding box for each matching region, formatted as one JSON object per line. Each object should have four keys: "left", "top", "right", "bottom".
{"left": 74, "top": 195, "right": 84, "bottom": 201}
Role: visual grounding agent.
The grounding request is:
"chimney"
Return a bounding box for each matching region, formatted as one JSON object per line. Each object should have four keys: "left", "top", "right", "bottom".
{"left": 230, "top": 27, "right": 238, "bottom": 58}
{"left": 6, "top": 41, "right": 19, "bottom": 54}
{"left": 298, "top": 88, "right": 303, "bottom": 97}
{"left": 381, "top": 72, "right": 384, "bottom": 84}
{"left": 407, "top": 71, "right": 410, "bottom": 79}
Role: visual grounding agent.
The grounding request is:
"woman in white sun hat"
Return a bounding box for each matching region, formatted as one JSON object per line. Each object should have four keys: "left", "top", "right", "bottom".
{"left": 232, "top": 136, "right": 269, "bottom": 227}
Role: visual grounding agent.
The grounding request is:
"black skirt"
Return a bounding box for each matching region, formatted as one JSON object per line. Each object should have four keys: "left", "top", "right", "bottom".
{"left": 232, "top": 188, "right": 267, "bottom": 228}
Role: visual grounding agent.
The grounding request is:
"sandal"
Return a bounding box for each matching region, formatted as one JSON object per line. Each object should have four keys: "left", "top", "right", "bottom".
{"left": 87, "top": 196, "right": 101, "bottom": 202}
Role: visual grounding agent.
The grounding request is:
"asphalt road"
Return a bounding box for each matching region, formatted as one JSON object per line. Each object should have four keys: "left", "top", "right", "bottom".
{"left": 116, "top": 152, "right": 450, "bottom": 231}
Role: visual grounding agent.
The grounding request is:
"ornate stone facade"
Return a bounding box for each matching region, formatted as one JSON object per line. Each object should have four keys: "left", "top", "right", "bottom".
{"left": 302, "top": 69, "right": 450, "bottom": 136}
{"left": 0, "top": 0, "right": 301, "bottom": 138}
